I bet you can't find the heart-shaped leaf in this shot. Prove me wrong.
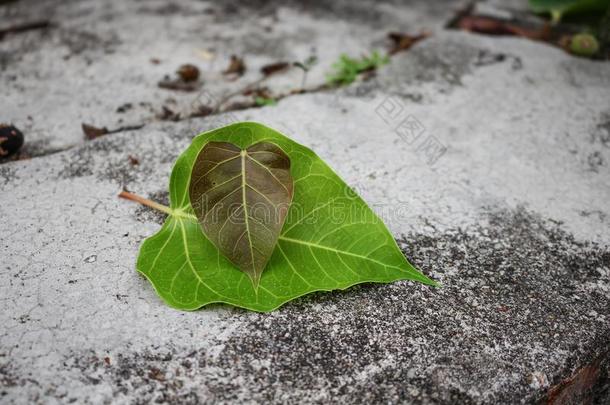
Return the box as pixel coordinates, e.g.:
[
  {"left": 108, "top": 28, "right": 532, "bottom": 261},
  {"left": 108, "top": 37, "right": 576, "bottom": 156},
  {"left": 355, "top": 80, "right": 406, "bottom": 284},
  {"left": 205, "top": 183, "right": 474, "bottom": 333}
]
[
  {"left": 136, "top": 122, "right": 436, "bottom": 312},
  {"left": 188, "top": 141, "right": 294, "bottom": 287}
]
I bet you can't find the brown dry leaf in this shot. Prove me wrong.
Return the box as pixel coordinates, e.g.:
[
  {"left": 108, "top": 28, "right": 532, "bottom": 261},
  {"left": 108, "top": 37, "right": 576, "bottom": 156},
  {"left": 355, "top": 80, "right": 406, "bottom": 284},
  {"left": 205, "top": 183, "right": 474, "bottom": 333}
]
[
  {"left": 82, "top": 123, "right": 108, "bottom": 140},
  {"left": 157, "top": 105, "right": 180, "bottom": 121},
  {"left": 260, "top": 61, "right": 290, "bottom": 76},
  {"left": 388, "top": 32, "right": 430, "bottom": 54},
  {"left": 223, "top": 55, "right": 246, "bottom": 76},
  {"left": 82, "top": 123, "right": 144, "bottom": 139},
  {"left": 189, "top": 104, "right": 214, "bottom": 118},
  {"left": 158, "top": 75, "right": 200, "bottom": 91},
  {"left": 242, "top": 86, "right": 272, "bottom": 98},
  {"left": 456, "top": 16, "right": 550, "bottom": 41},
  {"left": 223, "top": 101, "right": 255, "bottom": 112}
]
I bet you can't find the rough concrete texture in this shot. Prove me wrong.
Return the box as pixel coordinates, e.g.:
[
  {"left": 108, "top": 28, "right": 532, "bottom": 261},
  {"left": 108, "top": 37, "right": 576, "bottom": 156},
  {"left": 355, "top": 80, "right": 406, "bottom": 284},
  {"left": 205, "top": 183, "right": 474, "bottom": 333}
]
[{"left": 2, "top": 0, "right": 610, "bottom": 404}]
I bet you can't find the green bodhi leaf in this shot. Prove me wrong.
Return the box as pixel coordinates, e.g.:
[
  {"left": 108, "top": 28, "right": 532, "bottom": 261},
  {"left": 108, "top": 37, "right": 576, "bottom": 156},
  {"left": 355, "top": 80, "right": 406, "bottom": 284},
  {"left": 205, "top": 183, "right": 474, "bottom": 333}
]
[
  {"left": 132, "top": 122, "right": 437, "bottom": 312},
  {"left": 188, "top": 141, "right": 294, "bottom": 287}
]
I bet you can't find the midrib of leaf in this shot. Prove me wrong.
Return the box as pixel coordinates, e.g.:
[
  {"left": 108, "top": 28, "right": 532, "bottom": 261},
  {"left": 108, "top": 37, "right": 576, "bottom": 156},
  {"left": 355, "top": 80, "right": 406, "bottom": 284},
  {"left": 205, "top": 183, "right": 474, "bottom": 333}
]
[{"left": 240, "top": 150, "right": 257, "bottom": 281}]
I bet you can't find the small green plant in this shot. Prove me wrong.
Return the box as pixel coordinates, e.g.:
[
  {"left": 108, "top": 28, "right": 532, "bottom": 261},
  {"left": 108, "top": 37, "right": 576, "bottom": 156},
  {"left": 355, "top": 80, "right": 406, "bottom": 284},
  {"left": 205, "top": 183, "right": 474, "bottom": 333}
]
[
  {"left": 326, "top": 51, "right": 389, "bottom": 86},
  {"left": 254, "top": 96, "right": 277, "bottom": 106},
  {"left": 293, "top": 55, "right": 318, "bottom": 88}
]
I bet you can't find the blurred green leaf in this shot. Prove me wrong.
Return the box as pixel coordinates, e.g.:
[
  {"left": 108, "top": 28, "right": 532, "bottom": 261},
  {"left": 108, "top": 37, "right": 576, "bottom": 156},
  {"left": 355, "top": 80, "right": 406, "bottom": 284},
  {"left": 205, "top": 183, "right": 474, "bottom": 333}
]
[
  {"left": 254, "top": 96, "right": 277, "bottom": 106},
  {"left": 529, "top": 0, "right": 610, "bottom": 23}
]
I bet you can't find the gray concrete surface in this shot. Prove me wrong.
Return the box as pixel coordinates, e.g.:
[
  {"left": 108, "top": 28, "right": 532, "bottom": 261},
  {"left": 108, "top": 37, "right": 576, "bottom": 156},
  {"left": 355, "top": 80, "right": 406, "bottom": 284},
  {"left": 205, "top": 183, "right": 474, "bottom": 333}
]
[
  {"left": 1, "top": 0, "right": 610, "bottom": 404},
  {"left": 1, "top": 0, "right": 459, "bottom": 156}
]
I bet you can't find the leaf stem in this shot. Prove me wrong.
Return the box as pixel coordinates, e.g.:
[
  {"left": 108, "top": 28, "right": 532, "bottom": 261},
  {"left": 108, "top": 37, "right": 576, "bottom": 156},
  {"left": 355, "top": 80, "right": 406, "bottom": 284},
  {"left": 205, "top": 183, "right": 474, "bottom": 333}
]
[{"left": 118, "top": 190, "right": 173, "bottom": 215}]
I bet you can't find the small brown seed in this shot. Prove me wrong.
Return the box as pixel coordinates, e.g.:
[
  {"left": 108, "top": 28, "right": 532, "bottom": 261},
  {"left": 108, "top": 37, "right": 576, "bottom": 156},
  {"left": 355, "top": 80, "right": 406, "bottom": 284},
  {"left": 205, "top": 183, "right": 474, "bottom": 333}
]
[{"left": 176, "top": 64, "right": 200, "bottom": 82}]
